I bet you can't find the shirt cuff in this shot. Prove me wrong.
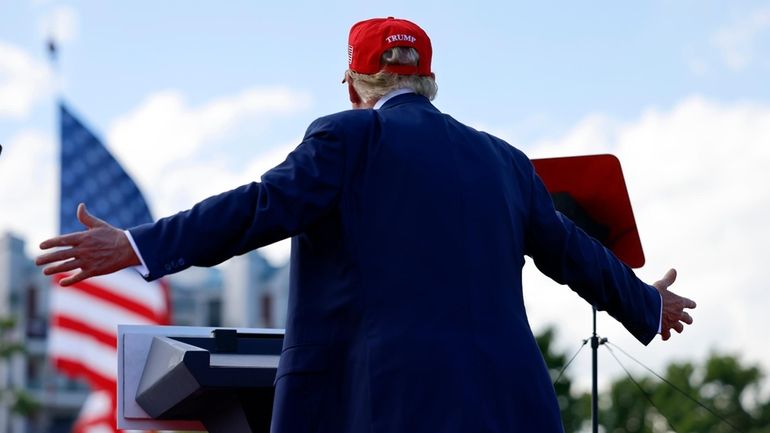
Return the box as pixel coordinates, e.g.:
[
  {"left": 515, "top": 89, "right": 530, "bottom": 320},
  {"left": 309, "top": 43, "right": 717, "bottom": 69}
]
[
  {"left": 124, "top": 229, "right": 150, "bottom": 278},
  {"left": 658, "top": 292, "right": 663, "bottom": 334}
]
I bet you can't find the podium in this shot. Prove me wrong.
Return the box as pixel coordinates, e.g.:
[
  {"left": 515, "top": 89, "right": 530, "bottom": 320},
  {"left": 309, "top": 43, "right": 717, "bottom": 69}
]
[{"left": 118, "top": 325, "right": 284, "bottom": 433}]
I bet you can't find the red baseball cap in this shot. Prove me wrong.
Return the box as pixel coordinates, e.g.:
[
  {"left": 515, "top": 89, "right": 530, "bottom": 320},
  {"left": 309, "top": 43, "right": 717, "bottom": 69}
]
[{"left": 347, "top": 17, "right": 433, "bottom": 77}]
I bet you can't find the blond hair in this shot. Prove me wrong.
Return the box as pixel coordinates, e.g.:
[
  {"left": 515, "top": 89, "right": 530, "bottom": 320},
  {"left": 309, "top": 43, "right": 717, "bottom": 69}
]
[{"left": 346, "top": 47, "right": 438, "bottom": 104}]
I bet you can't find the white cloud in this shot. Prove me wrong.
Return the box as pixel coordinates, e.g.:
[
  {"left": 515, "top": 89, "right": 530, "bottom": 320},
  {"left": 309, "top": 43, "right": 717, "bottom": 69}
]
[
  {"left": 39, "top": 5, "right": 79, "bottom": 44},
  {"left": 107, "top": 87, "right": 311, "bottom": 194},
  {"left": 528, "top": 113, "right": 618, "bottom": 156},
  {"left": 0, "top": 84, "right": 309, "bottom": 265},
  {"left": 143, "top": 136, "right": 301, "bottom": 266},
  {"left": 0, "top": 41, "right": 52, "bottom": 119},
  {"left": 522, "top": 95, "right": 770, "bottom": 390},
  {"left": 0, "top": 130, "right": 57, "bottom": 251},
  {"left": 713, "top": 7, "right": 770, "bottom": 71},
  {"left": 146, "top": 138, "right": 299, "bottom": 217},
  {"left": 106, "top": 86, "right": 312, "bottom": 265}
]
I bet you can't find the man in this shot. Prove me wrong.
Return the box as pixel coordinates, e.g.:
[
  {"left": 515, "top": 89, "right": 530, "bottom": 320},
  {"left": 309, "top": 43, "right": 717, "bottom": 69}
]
[{"left": 37, "top": 17, "right": 695, "bottom": 433}]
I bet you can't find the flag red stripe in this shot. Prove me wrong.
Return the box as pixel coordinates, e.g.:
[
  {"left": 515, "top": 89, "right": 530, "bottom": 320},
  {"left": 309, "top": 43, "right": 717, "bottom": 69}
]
[
  {"left": 73, "top": 418, "right": 112, "bottom": 433},
  {"left": 51, "top": 314, "right": 117, "bottom": 348},
  {"left": 53, "top": 357, "right": 115, "bottom": 392},
  {"left": 53, "top": 274, "right": 163, "bottom": 323},
  {"left": 159, "top": 278, "right": 172, "bottom": 325},
  {"left": 72, "top": 388, "right": 119, "bottom": 433}
]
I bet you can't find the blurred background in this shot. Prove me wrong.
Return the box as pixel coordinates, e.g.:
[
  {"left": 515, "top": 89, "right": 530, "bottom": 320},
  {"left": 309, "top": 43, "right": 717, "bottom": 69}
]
[{"left": 1, "top": 1, "right": 769, "bottom": 432}]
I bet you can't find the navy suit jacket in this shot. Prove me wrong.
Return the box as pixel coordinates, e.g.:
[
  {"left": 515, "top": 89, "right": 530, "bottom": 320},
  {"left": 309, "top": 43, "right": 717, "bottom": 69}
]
[{"left": 129, "top": 93, "right": 661, "bottom": 433}]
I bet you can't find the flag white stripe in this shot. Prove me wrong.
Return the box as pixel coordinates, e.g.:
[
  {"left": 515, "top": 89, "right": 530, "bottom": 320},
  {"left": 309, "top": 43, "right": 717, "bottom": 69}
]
[
  {"left": 48, "top": 328, "right": 117, "bottom": 380},
  {"left": 87, "top": 270, "right": 166, "bottom": 315},
  {"left": 77, "top": 390, "right": 112, "bottom": 421},
  {"left": 51, "top": 288, "right": 156, "bottom": 335}
]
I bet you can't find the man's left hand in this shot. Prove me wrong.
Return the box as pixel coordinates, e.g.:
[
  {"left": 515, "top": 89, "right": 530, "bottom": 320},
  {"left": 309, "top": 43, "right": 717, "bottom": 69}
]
[
  {"left": 35, "top": 203, "right": 140, "bottom": 286},
  {"left": 653, "top": 268, "right": 697, "bottom": 341}
]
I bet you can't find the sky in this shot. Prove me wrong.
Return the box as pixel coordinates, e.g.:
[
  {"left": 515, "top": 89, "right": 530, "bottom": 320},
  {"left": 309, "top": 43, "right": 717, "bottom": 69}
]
[{"left": 1, "top": 0, "right": 770, "bottom": 394}]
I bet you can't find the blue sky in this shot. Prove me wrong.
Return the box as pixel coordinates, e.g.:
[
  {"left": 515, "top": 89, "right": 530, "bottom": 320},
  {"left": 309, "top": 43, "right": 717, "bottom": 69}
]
[
  {"left": 2, "top": 0, "right": 770, "bottom": 391},
  {"left": 4, "top": 1, "right": 769, "bottom": 140}
]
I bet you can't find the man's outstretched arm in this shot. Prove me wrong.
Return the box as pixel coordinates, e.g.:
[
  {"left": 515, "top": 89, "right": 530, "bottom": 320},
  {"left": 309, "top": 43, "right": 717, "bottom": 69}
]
[
  {"left": 36, "top": 203, "right": 139, "bottom": 286},
  {"left": 521, "top": 153, "right": 697, "bottom": 343},
  {"left": 38, "top": 116, "right": 349, "bottom": 284}
]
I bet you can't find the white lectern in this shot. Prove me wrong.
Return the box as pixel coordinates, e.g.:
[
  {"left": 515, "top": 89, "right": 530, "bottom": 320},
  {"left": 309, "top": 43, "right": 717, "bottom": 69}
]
[{"left": 118, "top": 325, "right": 284, "bottom": 432}]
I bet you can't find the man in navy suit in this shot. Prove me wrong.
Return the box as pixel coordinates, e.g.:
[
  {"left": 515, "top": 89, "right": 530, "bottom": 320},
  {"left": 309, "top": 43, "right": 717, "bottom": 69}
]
[{"left": 38, "top": 17, "right": 695, "bottom": 433}]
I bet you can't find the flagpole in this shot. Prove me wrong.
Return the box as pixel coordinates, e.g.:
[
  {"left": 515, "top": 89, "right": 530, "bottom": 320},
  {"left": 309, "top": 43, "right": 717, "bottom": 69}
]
[
  {"left": 47, "top": 37, "right": 58, "bottom": 70},
  {"left": 46, "top": 35, "right": 63, "bottom": 238},
  {"left": 46, "top": 35, "right": 61, "bottom": 103}
]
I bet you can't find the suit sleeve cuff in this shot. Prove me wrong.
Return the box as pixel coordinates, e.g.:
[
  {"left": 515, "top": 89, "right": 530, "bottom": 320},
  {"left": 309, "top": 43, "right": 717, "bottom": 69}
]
[{"left": 124, "top": 229, "right": 150, "bottom": 278}]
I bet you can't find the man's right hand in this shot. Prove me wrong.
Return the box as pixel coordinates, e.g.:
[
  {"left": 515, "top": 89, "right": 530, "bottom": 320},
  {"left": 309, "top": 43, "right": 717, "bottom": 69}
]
[
  {"left": 653, "top": 268, "right": 697, "bottom": 341},
  {"left": 35, "top": 203, "right": 140, "bottom": 286}
]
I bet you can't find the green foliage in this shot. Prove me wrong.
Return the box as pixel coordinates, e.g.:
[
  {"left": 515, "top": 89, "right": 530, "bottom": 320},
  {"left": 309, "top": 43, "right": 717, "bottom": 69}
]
[
  {"left": 0, "top": 315, "right": 39, "bottom": 417},
  {"left": 0, "top": 317, "right": 24, "bottom": 360},
  {"left": 535, "top": 327, "right": 770, "bottom": 433},
  {"left": 600, "top": 351, "right": 770, "bottom": 433},
  {"left": 10, "top": 391, "right": 39, "bottom": 417},
  {"left": 601, "top": 375, "right": 658, "bottom": 433}
]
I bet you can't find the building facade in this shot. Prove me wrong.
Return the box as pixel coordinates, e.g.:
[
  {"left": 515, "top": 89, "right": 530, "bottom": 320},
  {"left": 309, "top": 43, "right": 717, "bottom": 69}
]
[{"left": 0, "top": 233, "right": 90, "bottom": 433}]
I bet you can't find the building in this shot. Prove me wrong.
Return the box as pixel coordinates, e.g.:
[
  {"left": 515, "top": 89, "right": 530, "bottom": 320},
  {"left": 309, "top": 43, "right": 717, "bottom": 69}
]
[
  {"left": 0, "top": 233, "right": 89, "bottom": 433},
  {"left": 167, "top": 266, "right": 224, "bottom": 327},
  {"left": 168, "top": 249, "right": 289, "bottom": 329},
  {"left": 221, "top": 251, "right": 288, "bottom": 329}
]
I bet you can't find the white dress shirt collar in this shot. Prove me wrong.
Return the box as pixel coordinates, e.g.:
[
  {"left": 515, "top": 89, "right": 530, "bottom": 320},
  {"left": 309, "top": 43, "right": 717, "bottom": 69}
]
[{"left": 373, "top": 88, "right": 415, "bottom": 110}]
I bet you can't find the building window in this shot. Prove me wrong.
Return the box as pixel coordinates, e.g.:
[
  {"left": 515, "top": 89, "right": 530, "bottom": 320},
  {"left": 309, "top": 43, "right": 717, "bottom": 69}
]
[{"left": 261, "top": 294, "right": 273, "bottom": 328}]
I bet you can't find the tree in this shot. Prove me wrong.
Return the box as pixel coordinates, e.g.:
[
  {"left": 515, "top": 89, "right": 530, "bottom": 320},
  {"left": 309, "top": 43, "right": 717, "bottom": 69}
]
[
  {"left": 601, "top": 373, "right": 658, "bottom": 433},
  {"left": 0, "top": 316, "right": 38, "bottom": 417},
  {"left": 600, "top": 351, "right": 770, "bottom": 433}
]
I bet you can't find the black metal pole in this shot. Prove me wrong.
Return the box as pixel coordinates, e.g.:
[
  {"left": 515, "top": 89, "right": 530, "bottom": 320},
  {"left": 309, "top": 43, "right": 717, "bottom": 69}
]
[{"left": 591, "top": 307, "right": 599, "bottom": 433}]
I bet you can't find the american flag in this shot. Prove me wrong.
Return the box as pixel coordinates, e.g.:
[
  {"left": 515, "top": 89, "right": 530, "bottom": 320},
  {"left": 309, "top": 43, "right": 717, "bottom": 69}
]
[{"left": 49, "top": 103, "right": 170, "bottom": 433}]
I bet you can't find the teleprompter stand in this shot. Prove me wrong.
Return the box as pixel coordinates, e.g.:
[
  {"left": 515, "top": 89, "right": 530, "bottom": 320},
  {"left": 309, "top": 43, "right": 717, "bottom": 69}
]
[{"left": 532, "top": 154, "right": 646, "bottom": 433}]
